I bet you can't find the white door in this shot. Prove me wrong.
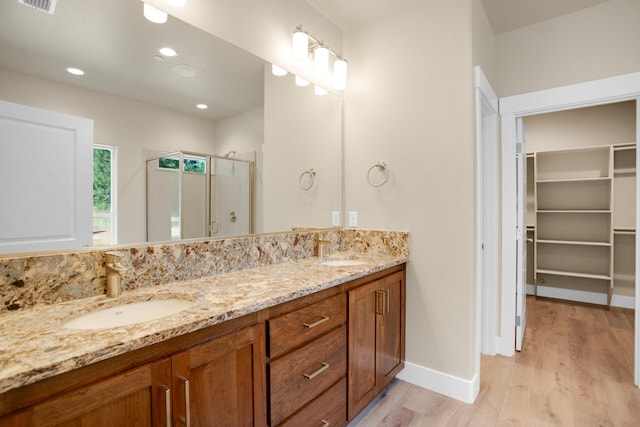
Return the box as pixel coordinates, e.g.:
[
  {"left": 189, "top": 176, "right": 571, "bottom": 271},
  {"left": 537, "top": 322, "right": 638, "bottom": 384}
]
[
  {"left": 0, "top": 100, "right": 93, "bottom": 253},
  {"left": 515, "top": 117, "right": 527, "bottom": 351}
]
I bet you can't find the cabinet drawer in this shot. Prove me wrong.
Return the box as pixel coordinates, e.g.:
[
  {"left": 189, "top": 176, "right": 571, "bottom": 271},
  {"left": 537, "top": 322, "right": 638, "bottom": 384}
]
[
  {"left": 270, "top": 325, "right": 346, "bottom": 426},
  {"left": 280, "top": 377, "right": 347, "bottom": 427},
  {"left": 269, "top": 293, "right": 346, "bottom": 357}
]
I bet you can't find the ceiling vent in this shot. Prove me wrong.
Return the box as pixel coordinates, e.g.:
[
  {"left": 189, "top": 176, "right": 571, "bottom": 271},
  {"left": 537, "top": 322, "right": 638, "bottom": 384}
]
[{"left": 18, "top": 0, "right": 58, "bottom": 15}]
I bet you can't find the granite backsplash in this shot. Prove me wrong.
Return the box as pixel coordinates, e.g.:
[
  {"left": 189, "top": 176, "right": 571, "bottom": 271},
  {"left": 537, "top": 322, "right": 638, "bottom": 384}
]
[{"left": 0, "top": 229, "right": 408, "bottom": 312}]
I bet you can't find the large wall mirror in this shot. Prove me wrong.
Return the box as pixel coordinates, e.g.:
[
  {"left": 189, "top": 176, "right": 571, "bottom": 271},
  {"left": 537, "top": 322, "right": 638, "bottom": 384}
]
[{"left": 0, "top": 0, "right": 342, "bottom": 255}]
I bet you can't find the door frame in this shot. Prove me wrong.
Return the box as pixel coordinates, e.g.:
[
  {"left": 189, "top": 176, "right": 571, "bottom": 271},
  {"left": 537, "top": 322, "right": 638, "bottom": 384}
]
[
  {"left": 499, "top": 72, "right": 640, "bottom": 387},
  {"left": 474, "top": 66, "right": 500, "bottom": 363}
]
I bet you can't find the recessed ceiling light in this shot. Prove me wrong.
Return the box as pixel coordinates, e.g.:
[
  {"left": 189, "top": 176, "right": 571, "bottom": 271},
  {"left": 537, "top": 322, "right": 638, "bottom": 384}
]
[
  {"left": 295, "top": 76, "right": 309, "bottom": 87},
  {"left": 196, "top": 104, "right": 208, "bottom": 109},
  {"left": 165, "top": 0, "right": 187, "bottom": 6},
  {"left": 271, "top": 64, "right": 288, "bottom": 77},
  {"left": 66, "top": 67, "right": 84, "bottom": 76},
  {"left": 159, "top": 47, "right": 177, "bottom": 57}
]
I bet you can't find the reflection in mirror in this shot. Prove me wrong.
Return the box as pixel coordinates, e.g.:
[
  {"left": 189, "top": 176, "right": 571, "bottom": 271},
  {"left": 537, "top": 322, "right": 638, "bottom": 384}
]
[{"left": 0, "top": 0, "right": 343, "bottom": 256}]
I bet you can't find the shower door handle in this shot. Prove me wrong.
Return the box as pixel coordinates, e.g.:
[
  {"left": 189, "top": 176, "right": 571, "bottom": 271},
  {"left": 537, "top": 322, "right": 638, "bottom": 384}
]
[{"left": 210, "top": 220, "right": 219, "bottom": 235}]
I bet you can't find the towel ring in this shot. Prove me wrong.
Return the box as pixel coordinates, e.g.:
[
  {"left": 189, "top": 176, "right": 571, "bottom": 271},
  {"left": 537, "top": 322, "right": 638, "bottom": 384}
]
[
  {"left": 299, "top": 168, "right": 316, "bottom": 191},
  {"left": 367, "top": 161, "right": 389, "bottom": 187}
]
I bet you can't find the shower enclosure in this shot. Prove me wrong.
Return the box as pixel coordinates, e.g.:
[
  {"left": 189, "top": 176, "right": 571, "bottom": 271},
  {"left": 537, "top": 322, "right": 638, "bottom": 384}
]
[{"left": 146, "top": 150, "right": 254, "bottom": 242}]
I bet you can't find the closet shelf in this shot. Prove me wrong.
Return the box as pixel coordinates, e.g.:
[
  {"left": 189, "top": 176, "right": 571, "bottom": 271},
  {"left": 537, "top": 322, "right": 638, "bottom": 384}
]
[
  {"left": 536, "top": 239, "right": 611, "bottom": 247},
  {"left": 536, "top": 269, "right": 612, "bottom": 282},
  {"left": 537, "top": 209, "right": 611, "bottom": 214},
  {"left": 536, "top": 177, "right": 611, "bottom": 184}
]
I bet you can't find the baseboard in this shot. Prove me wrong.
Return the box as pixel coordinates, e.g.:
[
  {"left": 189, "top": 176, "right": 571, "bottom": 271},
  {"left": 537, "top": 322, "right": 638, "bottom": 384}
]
[
  {"left": 396, "top": 362, "right": 479, "bottom": 404},
  {"left": 526, "top": 284, "right": 635, "bottom": 309},
  {"left": 611, "top": 294, "right": 636, "bottom": 309}
]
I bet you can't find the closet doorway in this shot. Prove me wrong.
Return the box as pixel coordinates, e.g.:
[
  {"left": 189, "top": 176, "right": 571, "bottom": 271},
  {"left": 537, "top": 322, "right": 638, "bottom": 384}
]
[{"left": 499, "top": 72, "right": 640, "bottom": 387}]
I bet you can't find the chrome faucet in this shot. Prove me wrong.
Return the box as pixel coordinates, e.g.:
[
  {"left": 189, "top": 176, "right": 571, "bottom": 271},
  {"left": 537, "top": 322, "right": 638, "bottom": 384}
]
[
  {"left": 316, "top": 234, "right": 332, "bottom": 258},
  {"left": 105, "top": 250, "right": 127, "bottom": 297}
]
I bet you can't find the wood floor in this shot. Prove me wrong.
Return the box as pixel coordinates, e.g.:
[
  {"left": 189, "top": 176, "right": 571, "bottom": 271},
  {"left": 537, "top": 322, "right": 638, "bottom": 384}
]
[{"left": 350, "top": 296, "right": 640, "bottom": 426}]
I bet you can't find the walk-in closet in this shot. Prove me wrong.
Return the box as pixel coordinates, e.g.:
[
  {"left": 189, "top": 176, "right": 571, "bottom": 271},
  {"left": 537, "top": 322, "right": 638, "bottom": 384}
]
[{"left": 525, "top": 100, "right": 637, "bottom": 308}]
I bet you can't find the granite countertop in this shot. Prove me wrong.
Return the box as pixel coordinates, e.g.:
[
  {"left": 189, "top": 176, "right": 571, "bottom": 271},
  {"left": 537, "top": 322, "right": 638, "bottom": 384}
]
[{"left": 0, "top": 252, "right": 407, "bottom": 395}]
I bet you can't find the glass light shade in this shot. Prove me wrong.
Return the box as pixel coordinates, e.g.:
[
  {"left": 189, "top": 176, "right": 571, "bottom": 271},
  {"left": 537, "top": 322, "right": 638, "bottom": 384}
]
[
  {"left": 314, "top": 85, "right": 328, "bottom": 96},
  {"left": 295, "top": 76, "right": 310, "bottom": 87},
  {"left": 333, "top": 59, "right": 348, "bottom": 91},
  {"left": 271, "top": 64, "right": 288, "bottom": 76},
  {"left": 291, "top": 31, "right": 309, "bottom": 68},
  {"left": 143, "top": 3, "right": 168, "bottom": 24},
  {"left": 313, "top": 46, "right": 329, "bottom": 80}
]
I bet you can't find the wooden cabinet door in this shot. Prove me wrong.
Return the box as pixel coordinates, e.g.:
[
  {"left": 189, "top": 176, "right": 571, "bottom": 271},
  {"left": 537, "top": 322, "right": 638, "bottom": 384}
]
[
  {"left": 348, "top": 270, "right": 405, "bottom": 421},
  {"left": 172, "top": 323, "right": 267, "bottom": 427},
  {"left": 347, "top": 281, "right": 379, "bottom": 420},
  {"left": 377, "top": 271, "right": 405, "bottom": 387},
  {"left": 27, "top": 358, "right": 172, "bottom": 427}
]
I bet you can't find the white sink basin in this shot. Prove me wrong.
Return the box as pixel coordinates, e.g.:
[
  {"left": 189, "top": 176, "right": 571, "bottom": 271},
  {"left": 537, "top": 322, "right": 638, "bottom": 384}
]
[
  {"left": 321, "top": 259, "right": 367, "bottom": 267},
  {"left": 63, "top": 298, "right": 194, "bottom": 330}
]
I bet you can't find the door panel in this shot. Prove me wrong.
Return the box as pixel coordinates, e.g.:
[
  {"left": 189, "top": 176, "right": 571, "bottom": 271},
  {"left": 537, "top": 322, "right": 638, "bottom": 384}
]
[
  {"left": 0, "top": 100, "right": 93, "bottom": 253},
  {"left": 515, "top": 117, "right": 528, "bottom": 351}
]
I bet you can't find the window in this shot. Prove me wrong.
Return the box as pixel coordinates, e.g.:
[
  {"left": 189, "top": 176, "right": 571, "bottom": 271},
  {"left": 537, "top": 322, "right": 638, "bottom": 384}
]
[
  {"left": 93, "top": 145, "right": 115, "bottom": 246},
  {"left": 158, "top": 156, "right": 206, "bottom": 174}
]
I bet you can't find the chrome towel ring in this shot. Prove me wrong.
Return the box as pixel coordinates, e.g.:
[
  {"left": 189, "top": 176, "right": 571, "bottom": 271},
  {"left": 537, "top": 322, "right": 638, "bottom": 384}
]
[
  {"left": 367, "top": 161, "right": 389, "bottom": 187},
  {"left": 299, "top": 168, "right": 316, "bottom": 191}
]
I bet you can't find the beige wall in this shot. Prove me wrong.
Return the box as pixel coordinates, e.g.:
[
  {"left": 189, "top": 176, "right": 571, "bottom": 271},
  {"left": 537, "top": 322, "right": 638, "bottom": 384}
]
[
  {"left": 472, "top": 0, "right": 496, "bottom": 85},
  {"left": 263, "top": 69, "right": 343, "bottom": 232},
  {"left": 0, "top": 67, "right": 218, "bottom": 245},
  {"left": 343, "top": 0, "right": 477, "bottom": 380},
  {"left": 495, "top": 0, "right": 640, "bottom": 97},
  {"left": 524, "top": 101, "right": 637, "bottom": 152}
]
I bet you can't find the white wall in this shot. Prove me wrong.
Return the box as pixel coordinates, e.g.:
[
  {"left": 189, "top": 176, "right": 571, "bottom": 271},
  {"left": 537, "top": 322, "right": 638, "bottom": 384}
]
[
  {"left": 0, "top": 67, "right": 218, "bottom": 244},
  {"left": 495, "top": 0, "right": 640, "bottom": 97},
  {"left": 343, "top": 0, "right": 477, "bottom": 386}
]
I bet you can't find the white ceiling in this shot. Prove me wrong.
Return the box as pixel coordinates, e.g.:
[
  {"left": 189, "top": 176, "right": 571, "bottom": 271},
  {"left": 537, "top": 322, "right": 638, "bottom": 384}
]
[
  {"left": 0, "top": 0, "right": 265, "bottom": 120},
  {"left": 305, "top": 0, "right": 613, "bottom": 33}
]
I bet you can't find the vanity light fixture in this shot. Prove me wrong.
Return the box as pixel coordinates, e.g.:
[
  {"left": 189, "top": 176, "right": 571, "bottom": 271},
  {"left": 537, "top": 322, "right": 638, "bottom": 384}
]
[
  {"left": 313, "top": 45, "right": 329, "bottom": 80},
  {"left": 333, "top": 58, "right": 348, "bottom": 91},
  {"left": 291, "top": 27, "right": 309, "bottom": 68},
  {"left": 196, "top": 104, "right": 208, "bottom": 109},
  {"left": 143, "top": 3, "right": 168, "bottom": 24},
  {"left": 159, "top": 47, "right": 177, "bottom": 57},
  {"left": 66, "top": 67, "right": 85, "bottom": 76},
  {"left": 290, "top": 25, "right": 348, "bottom": 90},
  {"left": 295, "top": 76, "right": 310, "bottom": 87},
  {"left": 271, "top": 64, "right": 288, "bottom": 76}
]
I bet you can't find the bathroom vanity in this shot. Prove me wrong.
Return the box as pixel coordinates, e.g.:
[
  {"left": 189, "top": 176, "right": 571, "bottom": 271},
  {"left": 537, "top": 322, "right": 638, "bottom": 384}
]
[{"left": 0, "top": 255, "right": 406, "bottom": 426}]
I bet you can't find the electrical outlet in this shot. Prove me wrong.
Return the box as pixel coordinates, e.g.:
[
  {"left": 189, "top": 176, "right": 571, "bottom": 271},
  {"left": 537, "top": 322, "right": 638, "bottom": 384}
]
[
  {"left": 332, "top": 211, "right": 341, "bottom": 226},
  {"left": 349, "top": 211, "right": 358, "bottom": 227}
]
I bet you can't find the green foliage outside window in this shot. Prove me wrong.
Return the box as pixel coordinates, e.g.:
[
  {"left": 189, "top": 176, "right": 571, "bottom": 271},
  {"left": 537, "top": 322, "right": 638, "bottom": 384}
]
[
  {"left": 93, "top": 148, "right": 111, "bottom": 213},
  {"left": 159, "top": 157, "right": 206, "bottom": 173}
]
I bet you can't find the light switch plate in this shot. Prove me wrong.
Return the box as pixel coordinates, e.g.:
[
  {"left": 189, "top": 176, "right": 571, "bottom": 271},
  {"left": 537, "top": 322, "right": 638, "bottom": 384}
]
[
  {"left": 349, "top": 211, "right": 358, "bottom": 227},
  {"left": 332, "top": 211, "right": 341, "bottom": 226}
]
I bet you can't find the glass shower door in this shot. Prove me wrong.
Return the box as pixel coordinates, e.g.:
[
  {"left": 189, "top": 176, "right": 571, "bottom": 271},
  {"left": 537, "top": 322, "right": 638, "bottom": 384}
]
[{"left": 210, "top": 157, "right": 253, "bottom": 238}]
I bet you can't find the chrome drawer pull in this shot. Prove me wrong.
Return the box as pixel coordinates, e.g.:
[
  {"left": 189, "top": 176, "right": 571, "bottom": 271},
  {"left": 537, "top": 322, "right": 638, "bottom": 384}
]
[
  {"left": 162, "top": 386, "right": 171, "bottom": 427},
  {"left": 303, "top": 316, "right": 330, "bottom": 329},
  {"left": 304, "top": 362, "right": 330, "bottom": 380},
  {"left": 321, "top": 420, "right": 330, "bottom": 427}
]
